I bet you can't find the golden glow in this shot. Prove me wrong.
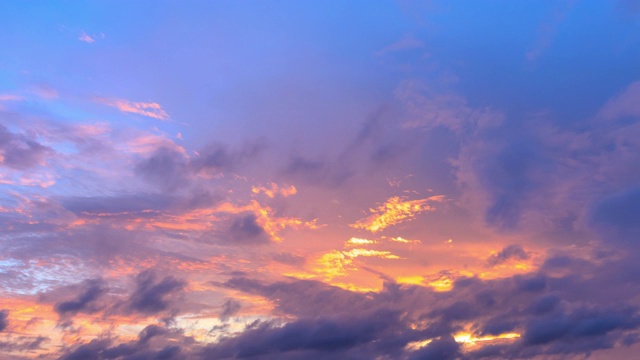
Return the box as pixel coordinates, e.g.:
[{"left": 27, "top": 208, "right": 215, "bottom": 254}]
[
  {"left": 397, "top": 275, "right": 424, "bottom": 285},
  {"left": 351, "top": 195, "right": 444, "bottom": 233},
  {"left": 406, "top": 338, "right": 433, "bottom": 351},
  {"left": 454, "top": 331, "right": 521, "bottom": 347},
  {"left": 316, "top": 248, "right": 401, "bottom": 279},
  {"left": 427, "top": 276, "right": 453, "bottom": 292}
]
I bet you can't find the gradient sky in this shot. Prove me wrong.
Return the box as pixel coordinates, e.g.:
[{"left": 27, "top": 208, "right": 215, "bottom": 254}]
[{"left": 2, "top": 1, "right": 640, "bottom": 359}]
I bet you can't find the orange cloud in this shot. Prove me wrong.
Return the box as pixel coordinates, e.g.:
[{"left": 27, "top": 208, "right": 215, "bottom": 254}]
[
  {"left": 351, "top": 195, "right": 445, "bottom": 232},
  {"left": 315, "top": 248, "right": 400, "bottom": 280},
  {"left": 346, "top": 237, "right": 376, "bottom": 246},
  {"left": 98, "top": 98, "right": 170, "bottom": 120},
  {"left": 251, "top": 183, "right": 297, "bottom": 198},
  {"left": 78, "top": 31, "right": 95, "bottom": 43},
  {"left": 216, "top": 200, "right": 320, "bottom": 241}
]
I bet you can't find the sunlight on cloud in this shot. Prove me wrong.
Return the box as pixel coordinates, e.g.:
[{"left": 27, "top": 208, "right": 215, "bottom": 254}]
[
  {"left": 351, "top": 195, "right": 444, "bottom": 232},
  {"left": 251, "top": 183, "right": 297, "bottom": 198},
  {"left": 97, "top": 98, "right": 170, "bottom": 120}
]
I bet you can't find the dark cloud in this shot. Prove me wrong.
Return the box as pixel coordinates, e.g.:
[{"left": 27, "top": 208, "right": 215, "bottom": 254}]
[
  {"left": 479, "top": 140, "right": 549, "bottom": 229},
  {"left": 284, "top": 156, "right": 352, "bottom": 188},
  {"left": 591, "top": 187, "right": 640, "bottom": 245},
  {"left": 487, "top": 244, "right": 530, "bottom": 267},
  {"left": 191, "top": 140, "right": 266, "bottom": 174},
  {"left": 0, "top": 123, "right": 52, "bottom": 170},
  {"left": 408, "top": 335, "right": 460, "bottom": 360},
  {"left": 135, "top": 140, "right": 266, "bottom": 190},
  {"left": 59, "top": 325, "right": 192, "bottom": 360},
  {"left": 54, "top": 278, "right": 107, "bottom": 316},
  {"left": 0, "top": 309, "right": 7, "bottom": 331},
  {"left": 225, "top": 213, "right": 269, "bottom": 244},
  {"left": 219, "top": 299, "right": 241, "bottom": 321},
  {"left": 201, "top": 310, "right": 406, "bottom": 359},
  {"left": 523, "top": 306, "right": 640, "bottom": 346},
  {"left": 135, "top": 147, "right": 190, "bottom": 191},
  {"left": 126, "top": 270, "right": 186, "bottom": 316},
  {"left": 270, "top": 252, "right": 306, "bottom": 266},
  {"left": 0, "top": 335, "right": 48, "bottom": 353}
]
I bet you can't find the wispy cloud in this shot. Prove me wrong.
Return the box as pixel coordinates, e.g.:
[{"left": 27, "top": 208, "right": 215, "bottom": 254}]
[
  {"left": 0, "top": 94, "right": 24, "bottom": 101},
  {"left": 78, "top": 31, "right": 95, "bottom": 43},
  {"left": 376, "top": 36, "right": 424, "bottom": 56},
  {"left": 97, "top": 98, "right": 170, "bottom": 120}
]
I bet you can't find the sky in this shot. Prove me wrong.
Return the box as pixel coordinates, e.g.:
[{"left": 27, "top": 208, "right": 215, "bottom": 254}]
[{"left": 2, "top": 1, "right": 640, "bottom": 359}]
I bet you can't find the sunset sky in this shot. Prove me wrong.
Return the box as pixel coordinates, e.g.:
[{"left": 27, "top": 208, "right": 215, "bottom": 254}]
[{"left": 2, "top": 1, "right": 640, "bottom": 359}]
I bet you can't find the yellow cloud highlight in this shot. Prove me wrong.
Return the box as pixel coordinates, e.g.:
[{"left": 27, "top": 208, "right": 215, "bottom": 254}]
[
  {"left": 214, "top": 200, "right": 321, "bottom": 242},
  {"left": 251, "top": 183, "right": 297, "bottom": 198},
  {"left": 346, "top": 237, "right": 376, "bottom": 246},
  {"left": 388, "top": 236, "right": 421, "bottom": 244},
  {"left": 407, "top": 332, "right": 520, "bottom": 352},
  {"left": 351, "top": 195, "right": 445, "bottom": 232},
  {"left": 397, "top": 275, "right": 424, "bottom": 285},
  {"left": 99, "top": 98, "right": 170, "bottom": 120},
  {"left": 454, "top": 331, "right": 521, "bottom": 348},
  {"left": 316, "top": 248, "right": 400, "bottom": 279}
]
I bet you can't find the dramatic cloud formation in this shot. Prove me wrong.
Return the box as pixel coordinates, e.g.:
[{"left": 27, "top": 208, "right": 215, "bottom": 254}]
[{"left": 2, "top": 1, "right": 640, "bottom": 359}]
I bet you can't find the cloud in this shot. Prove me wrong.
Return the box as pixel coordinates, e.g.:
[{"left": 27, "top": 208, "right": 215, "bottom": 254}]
[
  {"left": 78, "top": 31, "right": 96, "bottom": 43},
  {"left": 134, "top": 140, "right": 267, "bottom": 190},
  {"left": 351, "top": 195, "right": 445, "bottom": 233},
  {"left": 599, "top": 81, "right": 640, "bottom": 121},
  {"left": 201, "top": 310, "right": 406, "bottom": 359},
  {"left": 0, "top": 123, "right": 52, "bottom": 170},
  {"left": 126, "top": 270, "right": 186, "bottom": 316},
  {"left": 134, "top": 147, "right": 190, "bottom": 191},
  {"left": 590, "top": 186, "right": 640, "bottom": 245},
  {"left": 252, "top": 183, "right": 297, "bottom": 198},
  {"left": 523, "top": 306, "right": 640, "bottom": 346},
  {"left": 54, "top": 278, "right": 106, "bottom": 316},
  {"left": 487, "top": 244, "right": 530, "bottom": 267},
  {"left": 0, "top": 310, "right": 7, "bottom": 331},
  {"left": 270, "top": 252, "right": 306, "bottom": 266},
  {"left": 376, "top": 36, "right": 424, "bottom": 56},
  {"left": 0, "top": 335, "right": 48, "bottom": 353},
  {"left": 191, "top": 140, "right": 267, "bottom": 175},
  {"left": 0, "top": 94, "right": 24, "bottom": 101},
  {"left": 408, "top": 335, "right": 460, "bottom": 360},
  {"left": 219, "top": 299, "right": 241, "bottom": 321},
  {"left": 59, "top": 326, "right": 188, "bottom": 360},
  {"left": 98, "top": 98, "right": 170, "bottom": 120}
]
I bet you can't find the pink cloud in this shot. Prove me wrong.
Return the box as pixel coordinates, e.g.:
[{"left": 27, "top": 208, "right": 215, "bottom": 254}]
[
  {"left": 0, "top": 94, "right": 24, "bottom": 101},
  {"left": 98, "top": 98, "right": 170, "bottom": 120},
  {"left": 78, "top": 31, "right": 95, "bottom": 43},
  {"left": 599, "top": 81, "right": 640, "bottom": 120}
]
